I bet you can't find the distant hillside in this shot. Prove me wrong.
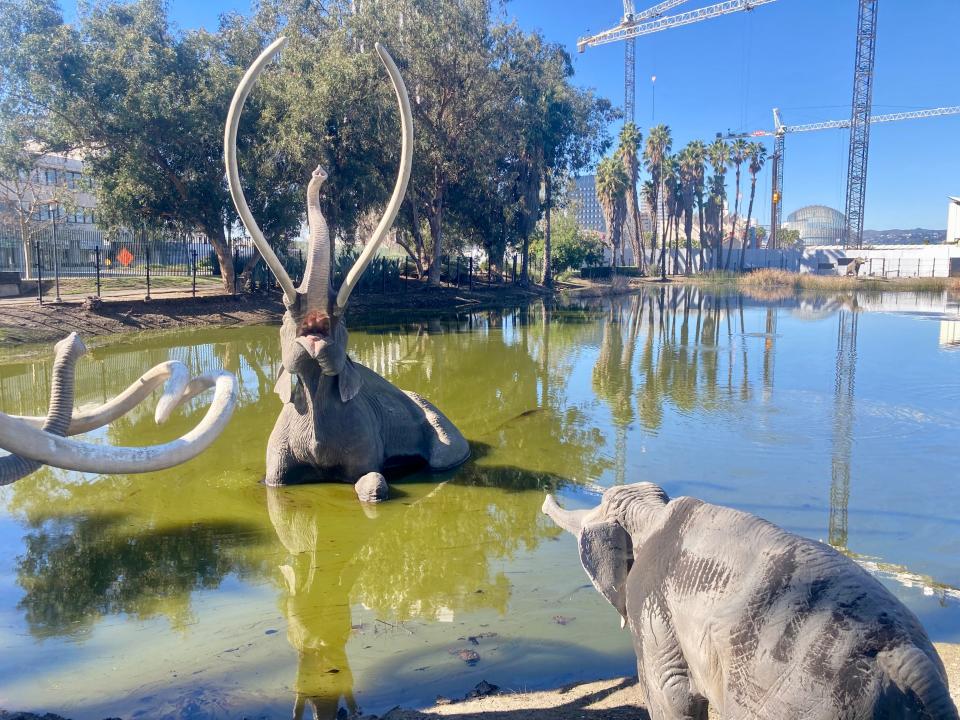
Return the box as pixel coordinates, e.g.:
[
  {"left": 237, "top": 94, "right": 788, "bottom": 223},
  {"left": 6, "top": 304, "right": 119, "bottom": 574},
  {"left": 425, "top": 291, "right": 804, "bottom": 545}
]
[{"left": 861, "top": 228, "right": 946, "bottom": 244}]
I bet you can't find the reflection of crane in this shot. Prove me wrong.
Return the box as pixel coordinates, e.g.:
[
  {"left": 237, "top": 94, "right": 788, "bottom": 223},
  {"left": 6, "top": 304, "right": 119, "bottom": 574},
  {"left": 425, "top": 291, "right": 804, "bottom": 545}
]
[
  {"left": 829, "top": 309, "right": 857, "bottom": 550},
  {"left": 725, "top": 105, "right": 960, "bottom": 248},
  {"left": 578, "top": 0, "right": 777, "bottom": 119}
]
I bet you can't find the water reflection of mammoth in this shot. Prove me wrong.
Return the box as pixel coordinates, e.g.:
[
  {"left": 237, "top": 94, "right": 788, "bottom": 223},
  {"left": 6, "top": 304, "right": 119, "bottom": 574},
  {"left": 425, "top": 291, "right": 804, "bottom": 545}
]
[{"left": 266, "top": 472, "right": 556, "bottom": 719}]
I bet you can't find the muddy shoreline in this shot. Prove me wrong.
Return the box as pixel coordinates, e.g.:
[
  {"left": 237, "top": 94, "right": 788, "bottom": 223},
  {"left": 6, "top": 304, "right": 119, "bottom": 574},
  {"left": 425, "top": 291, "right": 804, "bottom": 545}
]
[
  {"left": 0, "top": 282, "right": 556, "bottom": 354},
  {"left": 3, "top": 643, "right": 958, "bottom": 719}
]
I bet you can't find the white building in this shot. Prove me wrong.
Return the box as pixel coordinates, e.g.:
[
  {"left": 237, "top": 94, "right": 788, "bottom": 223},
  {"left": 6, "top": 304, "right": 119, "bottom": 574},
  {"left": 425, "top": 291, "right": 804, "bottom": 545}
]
[
  {"left": 0, "top": 149, "right": 99, "bottom": 229},
  {"left": 947, "top": 196, "right": 960, "bottom": 245},
  {"left": 572, "top": 174, "right": 606, "bottom": 234}
]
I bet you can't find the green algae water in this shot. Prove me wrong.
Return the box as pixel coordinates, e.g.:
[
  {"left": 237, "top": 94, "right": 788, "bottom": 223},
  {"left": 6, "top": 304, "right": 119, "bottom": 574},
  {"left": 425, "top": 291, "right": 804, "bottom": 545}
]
[{"left": 0, "top": 287, "right": 959, "bottom": 719}]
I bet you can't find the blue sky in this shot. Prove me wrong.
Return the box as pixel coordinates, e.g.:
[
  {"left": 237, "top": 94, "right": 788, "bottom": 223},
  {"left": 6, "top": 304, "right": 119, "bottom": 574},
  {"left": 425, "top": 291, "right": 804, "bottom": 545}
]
[{"left": 61, "top": 0, "right": 960, "bottom": 230}]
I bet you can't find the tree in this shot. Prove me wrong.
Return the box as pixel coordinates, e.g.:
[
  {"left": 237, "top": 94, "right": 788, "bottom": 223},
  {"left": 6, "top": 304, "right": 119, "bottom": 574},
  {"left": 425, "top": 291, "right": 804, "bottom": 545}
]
[
  {"left": 617, "top": 122, "right": 643, "bottom": 273},
  {"left": 644, "top": 124, "right": 672, "bottom": 280},
  {"left": 594, "top": 155, "right": 627, "bottom": 268},
  {"left": 706, "top": 139, "right": 729, "bottom": 269},
  {"left": 738, "top": 141, "right": 767, "bottom": 269},
  {"left": 726, "top": 138, "right": 748, "bottom": 270},
  {"left": 678, "top": 144, "right": 699, "bottom": 274},
  {"left": 529, "top": 211, "right": 604, "bottom": 275},
  {"left": 683, "top": 140, "right": 707, "bottom": 271},
  {"left": 1, "top": 0, "right": 320, "bottom": 291}
]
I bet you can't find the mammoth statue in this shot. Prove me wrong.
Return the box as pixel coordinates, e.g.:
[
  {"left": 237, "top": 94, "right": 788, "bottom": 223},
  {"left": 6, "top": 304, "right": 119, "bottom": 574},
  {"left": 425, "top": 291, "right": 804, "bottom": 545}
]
[
  {"left": 224, "top": 38, "right": 469, "bottom": 501},
  {"left": 0, "top": 332, "right": 237, "bottom": 485},
  {"left": 543, "top": 482, "right": 958, "bottom": 720}
]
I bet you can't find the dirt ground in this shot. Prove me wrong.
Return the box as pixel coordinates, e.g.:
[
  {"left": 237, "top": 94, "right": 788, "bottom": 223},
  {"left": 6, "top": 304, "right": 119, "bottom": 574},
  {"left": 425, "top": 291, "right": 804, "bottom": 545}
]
[
  {"left": 0, "top": 281, "right": 557, "bottom": 353},
  {"left": 369, "top": 643, "right": 960, "bottom": 719}
]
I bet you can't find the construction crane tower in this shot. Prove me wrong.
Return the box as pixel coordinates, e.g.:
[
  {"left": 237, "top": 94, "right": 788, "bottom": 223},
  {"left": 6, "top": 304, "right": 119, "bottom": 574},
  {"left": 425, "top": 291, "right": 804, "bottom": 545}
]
[
  {"left": 726, "top": 105, "right": 960, "bottom": 248},
  {"left": 844, "top": 0, "right": 879, "bottom": 248}
]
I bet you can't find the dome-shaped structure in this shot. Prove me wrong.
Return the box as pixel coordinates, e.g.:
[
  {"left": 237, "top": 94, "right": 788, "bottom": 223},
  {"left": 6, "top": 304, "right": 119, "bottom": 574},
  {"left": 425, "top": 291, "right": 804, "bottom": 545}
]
[{"left": 784, "top": 205, "right": 846, "bottom": 246}]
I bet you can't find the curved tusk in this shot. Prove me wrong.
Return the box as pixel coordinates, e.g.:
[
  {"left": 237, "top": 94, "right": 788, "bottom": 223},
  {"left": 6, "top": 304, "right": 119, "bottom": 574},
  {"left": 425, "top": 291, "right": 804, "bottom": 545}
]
[
  {"left": 542, "top": 494, "right": 590, "bottom": 535},
  {"left": 334, "top": 42, "right": 414, "bottom": 315},
  {"left": 225, "top": 36, "right": 297, "bottom": 304},
  {"left": 0, "top": 373, "right": 237, "bottom": 474},
  {"left": 13, "top": 361, "right": 207, "bottom": 435}
]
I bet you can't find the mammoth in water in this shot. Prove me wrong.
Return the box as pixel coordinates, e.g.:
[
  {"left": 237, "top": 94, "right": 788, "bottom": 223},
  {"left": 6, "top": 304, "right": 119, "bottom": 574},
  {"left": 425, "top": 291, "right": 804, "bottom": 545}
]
[
  {"left": 543, "top": 482, "right": 958, "bottom": 720},
  {"left": 0, "top": 332, "right": 237, "bottom": 485},
  {"left": 224, "top": 38, "right": 469, "bottom": 501}
]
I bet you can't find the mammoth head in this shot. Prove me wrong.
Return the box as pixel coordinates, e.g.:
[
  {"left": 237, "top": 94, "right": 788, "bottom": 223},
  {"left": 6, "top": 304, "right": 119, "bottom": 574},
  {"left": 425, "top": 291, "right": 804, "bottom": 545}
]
[
  {"left": 542, "top": 483, "right": 669, "bottom": 623},
  {"left": 279, "top": 308, "right": 362, "bottom": 404}
]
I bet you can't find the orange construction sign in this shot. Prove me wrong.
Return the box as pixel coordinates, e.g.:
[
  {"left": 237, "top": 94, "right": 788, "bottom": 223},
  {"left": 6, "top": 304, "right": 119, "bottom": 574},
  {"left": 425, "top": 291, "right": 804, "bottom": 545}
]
[{"left": 117, "top": 247, "right": 134, "bottom": 267}]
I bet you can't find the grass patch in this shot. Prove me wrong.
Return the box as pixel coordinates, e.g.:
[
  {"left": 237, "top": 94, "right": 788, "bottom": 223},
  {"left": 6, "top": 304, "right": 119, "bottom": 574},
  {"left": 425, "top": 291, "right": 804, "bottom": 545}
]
[{"left": 711, "top": 269, "right": 960, "bottom": 295}]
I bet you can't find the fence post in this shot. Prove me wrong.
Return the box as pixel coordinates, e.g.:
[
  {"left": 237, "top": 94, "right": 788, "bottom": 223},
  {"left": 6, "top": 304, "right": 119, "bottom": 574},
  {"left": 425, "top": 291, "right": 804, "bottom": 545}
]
[
  {"left": 299, "top": 249, "right": 304, "bottom": 285},
  {"left": 881, "top": 258, "right": 885, "bottom": 277},
  {"left": 51, "top": 221, "right": 62, "bottom": 303},
  {"left": 455, "top": 257, "right": 461, "bottom": 287},
  {"left": 469, "top": 257, "right": 474, "bottom": 290},
  {"left": 918, "top": 259, "right": 921, "bottom": 278},
  {"left": 95, "top": 245, "right": 102, "bottom": 297},
  {"left": 932, "top": 258, "right": 936, "bottom": 277},
  {"left": 403, "top": 257, "right": 408, "bottom": 292},
  {"left": 381, "top": 261, "right": 386, "bottom": 293},
  {"left": 191, "top": 249, "right": 197, "bottom": 298},
  {"left": 897, "top": 258, "right": 901, "bottom": 277},
  {"left": 513, "top": 255, "right": 517, "bottom": 284},
  {"left": 233, "top": 248, "right": 239, "bottom": 295},
  {"left": 145, "top": 245, "right": 152, "bottom": 301},
  {"left": 35, "top": 241, "right": 43, "bottom": 306},
  {"left": 487, "top": 260, "right": 491, "bottom": 284}
]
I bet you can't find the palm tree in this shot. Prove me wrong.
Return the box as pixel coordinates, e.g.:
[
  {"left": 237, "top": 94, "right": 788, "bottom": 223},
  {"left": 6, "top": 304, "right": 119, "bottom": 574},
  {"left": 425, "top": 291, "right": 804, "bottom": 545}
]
[
  {"left": 706, "top": 139, "right": 729, "bottom": 270},
  {"left": 644, "top": 124, "right": 673, "bottom": 280},
  {"left": 641, "top": 179, "right": 657, "bottom": 272},
  {"left": 684, "top": 140, "right": 707, "bottom": 272},
  {"left": 726, "top": 138, "right": 748, "bottom": 270},
  {"left": 662, "top": 157, "right": 682, "bottom": 274},
  {"left": 738, "top": 141, "right": 767, "bottom": 270},
  {"left": 617, "top": 123, "right": 644, "bottom": 273},
  {"left": 678, "top": 145, "right": 699, "bottom": 274},
  {"left": 595, "top": 156, "right": 628, "bottom": 269}
]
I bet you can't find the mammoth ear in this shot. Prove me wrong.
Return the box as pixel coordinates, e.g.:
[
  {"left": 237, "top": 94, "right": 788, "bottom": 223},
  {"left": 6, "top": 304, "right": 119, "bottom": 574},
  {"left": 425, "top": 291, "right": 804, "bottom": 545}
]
[
  {"left": 274, "top": 366, "right": 293, "bottom": 404},
  {"left": 578, "top": 519, "right": 632, "bottom": 621},
  {"left": 338, "top": 358, "right": 363, "bottom": 403}
]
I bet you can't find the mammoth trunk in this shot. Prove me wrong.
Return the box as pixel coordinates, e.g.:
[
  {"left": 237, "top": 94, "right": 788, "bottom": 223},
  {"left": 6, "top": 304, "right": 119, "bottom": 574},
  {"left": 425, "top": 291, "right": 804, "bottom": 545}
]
[{"left": 299, "top": 178, "right": 331, "bottom": 314}]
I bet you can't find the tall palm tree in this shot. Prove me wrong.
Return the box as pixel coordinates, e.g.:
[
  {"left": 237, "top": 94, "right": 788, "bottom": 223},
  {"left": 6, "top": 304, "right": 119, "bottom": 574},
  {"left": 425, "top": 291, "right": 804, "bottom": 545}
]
[
  {"left": 684, "top": 140, "right": 707, "bottom": 271},
  {"left": 617, "top": 123, "right": 644, "bottom": 273},
  {"left": 678, "top": 145, "right": 699, "bottom": 274},
  {"left": 738, "top": 141, "right": 767, "bottom": 269},
  {"left": 595, "top": 156, "right": 628, "bottom": 269},
  {"left": 644, "top": 124, "right": 673, "bottom": 280},
  {"left": 706, "top": 138, "right": 729, "bottom": 270},
  {"left": 662, "top": 157, "right": 682, "bottom": 274},
  {"left": 726, "top": 138, "right": 748, "bottom": 270},
  {"left": 641, "top": 179, "right": 657, "bottom": 271}
]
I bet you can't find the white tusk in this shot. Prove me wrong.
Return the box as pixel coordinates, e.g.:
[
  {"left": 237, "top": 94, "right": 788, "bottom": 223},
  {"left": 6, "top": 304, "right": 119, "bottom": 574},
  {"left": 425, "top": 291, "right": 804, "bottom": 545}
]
[
  {"left": 335, "top": 42, "right": 414, "bottom": 315},
  {"left": 0, "top": 373, "right": 237, "bottom": 474},
  {"left": 13, "top": 361, "right": 209, "bottom": 435},
  {"left": 224, "top": 36, "right": 297, "bottom": 304}
]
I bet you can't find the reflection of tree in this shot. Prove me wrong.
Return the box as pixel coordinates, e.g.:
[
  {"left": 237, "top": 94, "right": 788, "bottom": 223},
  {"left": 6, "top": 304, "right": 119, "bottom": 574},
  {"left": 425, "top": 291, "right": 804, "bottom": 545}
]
[
  {"left": 267, "top": 468, "right": 556, "bottom": 719},
  {"left": 17, "top": 513, "right": 263, "bottom": 637}
]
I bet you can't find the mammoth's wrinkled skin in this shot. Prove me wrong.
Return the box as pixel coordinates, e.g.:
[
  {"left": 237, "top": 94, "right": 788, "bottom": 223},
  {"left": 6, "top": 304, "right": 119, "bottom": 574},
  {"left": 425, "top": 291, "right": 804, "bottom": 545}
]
[{"left": 543, "top": 482, "right": 958, "bottom": 720}]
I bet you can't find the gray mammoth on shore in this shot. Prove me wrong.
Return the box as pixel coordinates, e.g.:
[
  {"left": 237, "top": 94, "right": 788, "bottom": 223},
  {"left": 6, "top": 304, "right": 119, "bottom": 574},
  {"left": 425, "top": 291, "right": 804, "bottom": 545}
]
[
  {"left": 225, "top": 38, "right": 469, "bottom": 501},
  {"left": 544, "top": 482, "right": 958, "bottom": 719},
  {"left": 0, "top": 332, "right": 237, "bottom": 485}
]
